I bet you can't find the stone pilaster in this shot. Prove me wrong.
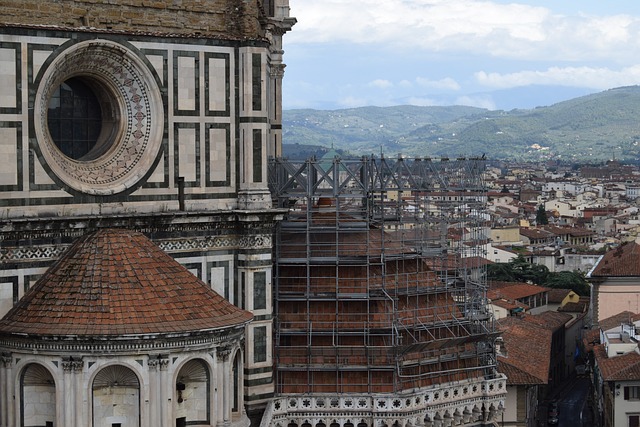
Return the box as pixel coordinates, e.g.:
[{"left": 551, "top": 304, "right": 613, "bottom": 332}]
[
  {"left": 158, "top": 356, "right": 170, "bottom": 427},
  {"left": 218, "top": 346, "right": 232, "bottom": 427},
  {"left": 148, "top": 356, "right": 160, "bottom": 427},
  {"left": 1, "top": 353, "right": 12, "bottom": 427},
  {"left": 216, "top": 346, "right": 231, "bottom": 427}
]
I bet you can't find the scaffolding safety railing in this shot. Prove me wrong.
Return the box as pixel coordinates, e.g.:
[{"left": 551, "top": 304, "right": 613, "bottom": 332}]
[{"left": 270, "top": 155, "right": 496, "bottom": 395}]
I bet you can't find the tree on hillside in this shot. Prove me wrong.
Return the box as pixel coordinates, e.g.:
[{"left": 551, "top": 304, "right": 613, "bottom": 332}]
[{"left": 536, "top": 204, "right": 549, "bottom": 225}]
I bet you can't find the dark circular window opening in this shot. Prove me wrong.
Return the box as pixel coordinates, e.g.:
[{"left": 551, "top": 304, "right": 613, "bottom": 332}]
[{"left": 47, "top": 77, "right": 104, "bottom": 161}]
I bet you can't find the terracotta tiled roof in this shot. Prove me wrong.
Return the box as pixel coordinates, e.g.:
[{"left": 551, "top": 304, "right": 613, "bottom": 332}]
[
  {"left": 498, "top": 359, "right": 545, "bottom": 385},
  {"left": 543, "top": 225, "right": 595, "bottom": 237},
  {"left": 490, "top": 298, "right": 529, "bottom": 311},
  {"left": 547, "top": 288, "right": 572, "bottom": 303},
  {"left": 583, "top": 328, "right": 600, "bottom": 352},
  {"left": 519, "top": 227, "right": 555, "bottom": 239},
  {"left": 593, "top": 344, "right": 640, "bottom": 381},
  {"left": 497, "top": 317, "right": 551, "bottom": 384},
  {"left": 0, "top": 229, "right": 253, "bottom": 337},
  {"left": 597, "top": 311, "right": 640, "bottom": 332},
  {"left": 522, "top": 311, "right": 573, "bottom": 331},
  {"left": 488, "top": 281, "right": 550, "bottom": 300},
  {"left": 558, "top": 301, "right": 588, "bottom": 313},
  {"left": 591, "top": 242, "right": 640, "bottom": 277}
]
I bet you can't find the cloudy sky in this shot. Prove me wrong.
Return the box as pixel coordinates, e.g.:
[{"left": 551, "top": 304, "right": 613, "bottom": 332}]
[{"left": 282, "top": 0, "right": 640, "bottom": 111}]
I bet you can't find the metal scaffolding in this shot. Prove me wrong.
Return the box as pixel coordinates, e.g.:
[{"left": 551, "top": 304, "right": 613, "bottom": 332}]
[{"left": 269, "top": 155, "right": 497, "bottom": 395}]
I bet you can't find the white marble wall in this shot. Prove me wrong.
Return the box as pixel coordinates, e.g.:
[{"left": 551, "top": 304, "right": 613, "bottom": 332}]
[
  {"left": 174, "top": 379, "right": 208, "bottom": 423},
  {"left": 93, "top": 386, "right": 140, "bottom": 427},
  {"left": 22, "top": 384, "right": 55, "bottom": 427}
]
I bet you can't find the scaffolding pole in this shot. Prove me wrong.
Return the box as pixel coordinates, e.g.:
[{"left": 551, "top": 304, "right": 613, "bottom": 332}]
[{"left": 270, "top": 155, "right": 496, "bottom": 394}]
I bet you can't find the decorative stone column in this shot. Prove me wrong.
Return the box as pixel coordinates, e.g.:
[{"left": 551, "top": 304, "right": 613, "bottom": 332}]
[
  {"left": 265, "top": 0, "right": 295, "bottom": 159},
  {"left": 148, "top": 357, "right": 161, "bottom": 427},
  {"left": 61, "top": 357, "right": 76, "bottom": 427},
  {"left": 159, "top": 356, "right": 170, "bottom": 427},
  {"left": 217, "top": 345, "right": 232, "bottom": 427},
  {"left": 267, "top": 62, "right": 285, "bottom": 158},
  {"left": 73, "top": 359, "right": 84, "bottom": 427},
  {"left": 1, "top": 353, "right": 12, "bottom": 427}
]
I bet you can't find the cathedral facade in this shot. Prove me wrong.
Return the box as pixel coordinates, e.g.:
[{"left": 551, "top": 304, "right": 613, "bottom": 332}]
[{"left": 0, "top": 1, "right": 295, "bottom": 425}]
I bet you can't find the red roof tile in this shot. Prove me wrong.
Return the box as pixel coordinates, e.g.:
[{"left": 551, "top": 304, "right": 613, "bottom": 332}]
[
  {"left": 598, "top": 311, "right": 640, "bottom": 331},
  {"left": 594, "top": 344, "right": 640, "bottom": 381},
  {"left": 522, "top": 311, "right": 573, "bottom": 331},
  {"left": 490, "top": 298, "right": 529, "bottom": 311},
  {"left": 497, "top": 317, "right": 552, "bottom": 384},
  {"left": 488, "top": 281, "right": 550, "bottom": 300},
  {"left": 0, "top": 229, "right": 253, "bottom": 337},
  {"left": 591, "top": 242, "right": 640, "bottom": 277},
  {"left": 498, "top": 359, "right": 545, "bottom": 385},
  {"left": 547, "top": 288, "right": 572, "bottom": 304}
]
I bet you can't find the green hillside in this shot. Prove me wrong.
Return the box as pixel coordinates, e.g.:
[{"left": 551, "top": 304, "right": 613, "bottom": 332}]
[{"left": 282, "top": 86, "right": 640, "bottom": 161}]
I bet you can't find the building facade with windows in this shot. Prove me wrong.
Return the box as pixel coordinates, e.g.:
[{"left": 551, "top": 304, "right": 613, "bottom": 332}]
[
  {"left": 0, "top": 1, "right": 295, "bottom": 425},
  {"left": 592, "top": 319, "right": 640, "bottom": 427}
]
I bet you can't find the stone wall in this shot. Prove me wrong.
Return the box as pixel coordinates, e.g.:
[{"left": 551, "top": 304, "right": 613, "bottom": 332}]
[
  {"left": 93, "top": 386, "right": 140, "bottom": 427},
  {"left": 0, "top": 0, "right": 264, "bottom": 39}
]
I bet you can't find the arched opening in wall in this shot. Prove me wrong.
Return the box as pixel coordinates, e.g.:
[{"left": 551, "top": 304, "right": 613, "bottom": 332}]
[
  {"left": 175, "top": 359, "right": 211, "bottom": 425},
  {"left": 92, "top": 365, "right": 140, "bottom": 427},
  {"left": 46, "top": 76, "right": 120, "bottom": 161},
  {"left": 232, "top": 352, "right": 241, "bottom": 414},
  {"left": 20, "top": 363, "right": 56, "bottom": 427}
]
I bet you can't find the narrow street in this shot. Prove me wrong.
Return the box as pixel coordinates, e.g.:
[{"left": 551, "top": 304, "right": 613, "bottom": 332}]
[{"left": 541, "top": 376, "right": 594, "bottom": 427}]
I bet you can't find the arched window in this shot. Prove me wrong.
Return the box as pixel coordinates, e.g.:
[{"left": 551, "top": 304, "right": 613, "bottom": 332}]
[
  {"left": 92, "top": 365, "right": 140, "bottom": 427},
  {"left": 20, "top": 363, "right": 56, "bottom": 427},
  {"left": 233, "top": 352, "right": 241, "bottom": 413}
]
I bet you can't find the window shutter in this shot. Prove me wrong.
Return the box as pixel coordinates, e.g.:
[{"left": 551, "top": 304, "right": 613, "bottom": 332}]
[{"left": 624, "top": 386, "right": 630, "bottom": 400}]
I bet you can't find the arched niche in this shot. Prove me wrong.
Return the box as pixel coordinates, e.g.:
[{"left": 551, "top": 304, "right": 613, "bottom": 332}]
[
  {"left": 175, "top": 358, "right": 211, "bottom": 426},
  {"left": 92, "top": 365, "right": 140, "bottom": 427},
  {"left": 20, "top": 363, "right": 56, "bottom": 427}
]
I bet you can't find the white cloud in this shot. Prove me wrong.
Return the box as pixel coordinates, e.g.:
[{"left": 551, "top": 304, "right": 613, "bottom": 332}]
[
  {"left": 405, "top": 97, "right": 441, "bottom": 107},
  {"left": 454, "top": 95, "right": 497, "bottom": 110},
  {"left": 415, "top": 76, "right": 461, "bottom": 91},
  {"left": 287, "top": 0, "right": 640, "bottom": 62},
  {"left": 369, "top": 79, "right": 394, "bottom": 89},
  {"left": 338, "top": 96, "right": 370, "bottom": 108},
  {"left": 475, "top": 65, "right": 640, "bottom": 90}
]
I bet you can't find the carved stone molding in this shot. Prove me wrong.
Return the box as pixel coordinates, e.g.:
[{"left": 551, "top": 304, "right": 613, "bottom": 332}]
[
  {"left": 61, "top": 356, "right": 83, "bottom": 373},
  {"left": 217, "top": 345, "right": 233, "bottom": 362},
  {"left": 1, "top": 352, "right": 12, "bottom": 368}
]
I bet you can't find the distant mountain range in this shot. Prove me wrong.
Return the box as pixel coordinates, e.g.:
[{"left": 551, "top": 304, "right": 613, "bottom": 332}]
[{"left": 282, "top": 86, "right": 640, "bottom": 162}]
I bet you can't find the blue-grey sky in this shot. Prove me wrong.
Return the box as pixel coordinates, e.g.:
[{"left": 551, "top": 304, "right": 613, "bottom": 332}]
[{"left": 283, "top": 1, "right": 640, "bottom": 110}]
